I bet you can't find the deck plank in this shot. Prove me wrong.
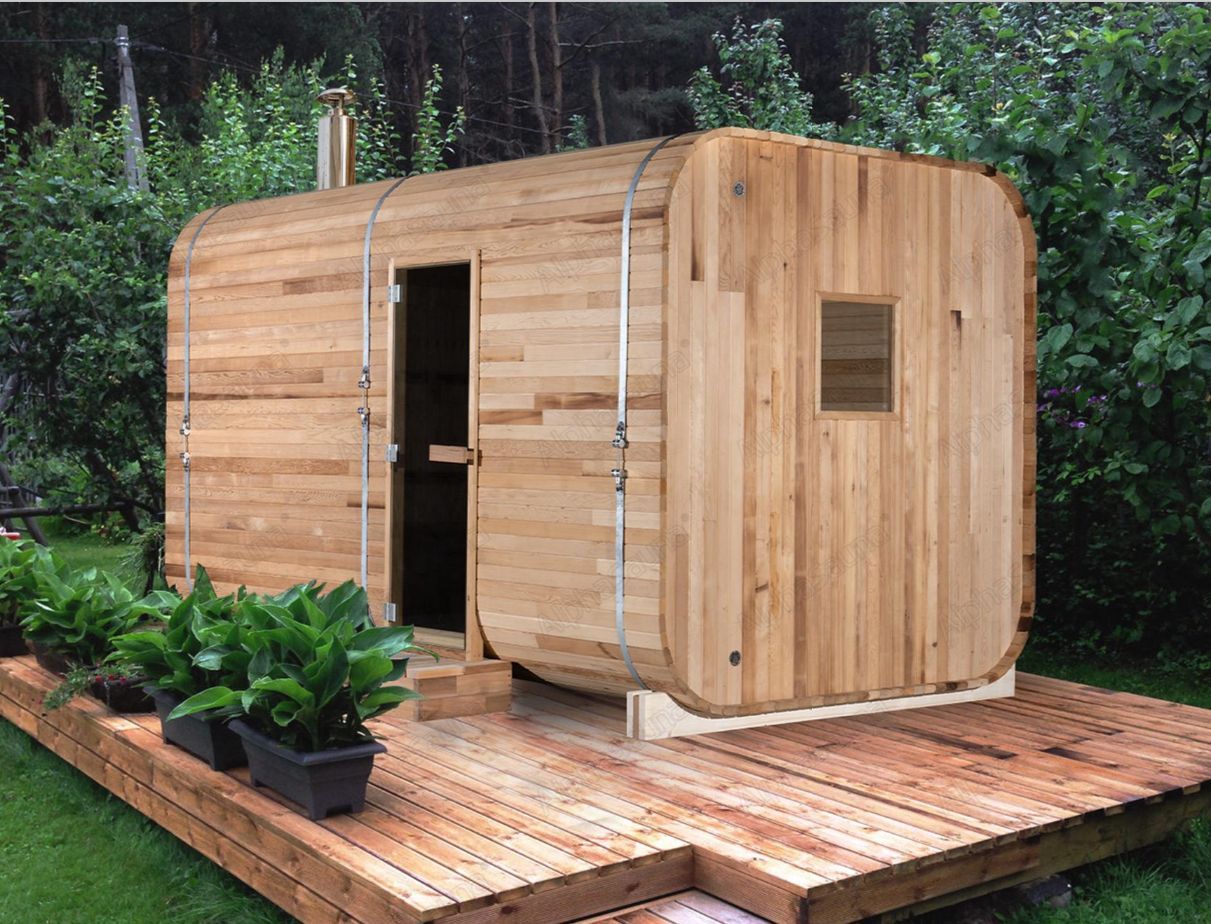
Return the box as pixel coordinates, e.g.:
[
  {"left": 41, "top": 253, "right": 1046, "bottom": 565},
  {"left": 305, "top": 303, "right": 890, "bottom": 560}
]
[{"left": 1, "top": 657, "right": 1209, "bottom": 924}]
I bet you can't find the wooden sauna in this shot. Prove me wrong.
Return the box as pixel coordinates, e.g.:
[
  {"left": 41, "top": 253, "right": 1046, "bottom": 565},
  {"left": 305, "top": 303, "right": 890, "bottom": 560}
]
[{"left": 166, "top": 127, "right": 1035, "bottom": 718}]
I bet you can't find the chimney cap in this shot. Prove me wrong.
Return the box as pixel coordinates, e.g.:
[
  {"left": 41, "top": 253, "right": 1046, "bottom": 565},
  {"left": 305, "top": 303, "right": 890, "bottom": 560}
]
[{"left": 317, "top": 87, "right": 357, "bottom": 111}]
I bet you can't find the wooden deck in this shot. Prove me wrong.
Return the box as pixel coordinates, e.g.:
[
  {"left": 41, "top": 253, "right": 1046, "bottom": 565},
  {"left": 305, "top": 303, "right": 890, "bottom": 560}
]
[{"left": 2, "top": 656, "right": 1210, "bottom": 924}]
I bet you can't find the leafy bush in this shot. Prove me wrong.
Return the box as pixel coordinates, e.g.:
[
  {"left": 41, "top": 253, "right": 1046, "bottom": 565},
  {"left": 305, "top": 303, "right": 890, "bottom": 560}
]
[
  {"left": 688, "top": 19, "right": 831, "bottom": 137},
  {"left": 169, "top": 580, "right": 427, "bottom": 751},
  {"left": 20, "top": 565, "right": 174, "bottom": 668},
  {"left": 0, "top": 540, "right": 58, "bottom": 628},
  {"left": 0, "top": 53, "right": 463, "bottom": 525}
]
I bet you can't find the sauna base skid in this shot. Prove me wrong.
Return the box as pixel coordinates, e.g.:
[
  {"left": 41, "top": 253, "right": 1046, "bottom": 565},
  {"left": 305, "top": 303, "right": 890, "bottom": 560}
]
[{"left": 627, "top": 668, "right": 1016, "bottom": 740}]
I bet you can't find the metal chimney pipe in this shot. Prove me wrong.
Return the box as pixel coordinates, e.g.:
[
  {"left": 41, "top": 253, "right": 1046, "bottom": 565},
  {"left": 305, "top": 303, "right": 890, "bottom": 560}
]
[{"left": 316, "top": 87, "right": 357, "bottom": 190}]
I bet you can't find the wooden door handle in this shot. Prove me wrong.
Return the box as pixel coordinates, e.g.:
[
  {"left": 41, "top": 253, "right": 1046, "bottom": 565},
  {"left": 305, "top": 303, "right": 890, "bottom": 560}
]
[{"left": 429, "top": 444, "right": 475, "bottom": 464}]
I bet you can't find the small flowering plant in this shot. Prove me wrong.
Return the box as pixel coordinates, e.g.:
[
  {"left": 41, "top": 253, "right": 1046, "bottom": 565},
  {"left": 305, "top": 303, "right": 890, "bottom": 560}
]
[
  {"left": 1037, "top": 383, "right": 1109, "bottom": 432},
  {"left": 44, "top": 662, "right": 152, "bottom": 712}
]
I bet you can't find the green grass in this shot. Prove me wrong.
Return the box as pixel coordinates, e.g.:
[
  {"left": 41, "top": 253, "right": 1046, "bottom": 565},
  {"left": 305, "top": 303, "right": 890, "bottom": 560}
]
[
  {"left": 0, "top": 720, "right": 291, "bottom": 924},
  {"left": 38, "top": 519, "right": 139, "bottom": 586},
  {"left": 0, "top": 528, "right": 289, "bottom": 924},
  {"left": 0, "top": 532, "right": 1206, "bottom": 923}
]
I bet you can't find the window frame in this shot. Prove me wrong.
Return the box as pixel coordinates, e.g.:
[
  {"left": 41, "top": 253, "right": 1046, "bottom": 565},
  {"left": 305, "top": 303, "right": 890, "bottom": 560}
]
[{"left": 814, "top": 292, "right": 903, "bottom": 420}]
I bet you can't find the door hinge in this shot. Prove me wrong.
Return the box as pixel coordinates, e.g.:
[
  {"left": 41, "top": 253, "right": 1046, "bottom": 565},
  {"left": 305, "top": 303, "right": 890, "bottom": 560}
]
[
  {"left": 385, "top": 443, "right": 399, "bottom": 463},
  {"left": 383, "top": 602, "right": 397, "bottom": 624},
  {"left": 387, "top": 283, "right": 402, "bottom": 304}
]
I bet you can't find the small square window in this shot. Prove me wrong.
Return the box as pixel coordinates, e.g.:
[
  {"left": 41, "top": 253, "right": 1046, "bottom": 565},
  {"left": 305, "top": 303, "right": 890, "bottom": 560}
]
[{"left": 819, "top": 299, "right": 895, "bottom": 413}]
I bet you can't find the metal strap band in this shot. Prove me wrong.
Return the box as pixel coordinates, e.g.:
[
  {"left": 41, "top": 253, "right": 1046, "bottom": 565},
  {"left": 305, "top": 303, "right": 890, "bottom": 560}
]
[
  {"left": 359, "top": 178, "right": 408, "bottom": 590},
  {"left": 614, "top": 134, "right": 681, "bottom": 690},
  {"left": 181, "top": 204, "right": 227, "bottom": 589}
]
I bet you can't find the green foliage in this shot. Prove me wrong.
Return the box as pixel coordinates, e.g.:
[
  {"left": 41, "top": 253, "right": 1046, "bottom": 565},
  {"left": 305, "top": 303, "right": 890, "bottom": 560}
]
[
  {"left": 42, "top": 661, "right": 146, "bottom": 712},
  {"left": 0, "top": 51, "right": 443, "bottom": 525},
  {"left": 0, "top": 539, "right": 58, "bottom": 628},
  {"left": 410, "top": 64, "right": 465, "bottom": 175},
  {"left": 120, "top": 521, "right": 165, "bottom": 594},
  {"left": 110, "top": 565, "right": 250, "bottom": 698},
  {"left": 843, "top": 3, "right": 1211, "bottom": 656},
  {"left": 0, "top": 719, "right": 289, "bottom": 923},
  {"left": 20, "top": 563, "right": 173, "bottom": 668},
  {"left": 688, "top": 19, "right": 831, "bottom": 137},
  {"left": 0, "top": 65, "right": 176, "bottom": 522},
  {"left": 558, "top": 114, "right": 591, "bottom": 152},
  {"left": 168, "top": 579, "right": 428, "bottom": 751}
]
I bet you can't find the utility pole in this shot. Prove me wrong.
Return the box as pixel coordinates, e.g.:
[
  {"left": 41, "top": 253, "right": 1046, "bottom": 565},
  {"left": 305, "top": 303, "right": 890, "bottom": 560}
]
[{"left": 115, "top": 25, "right": 149, "bottom": 192}]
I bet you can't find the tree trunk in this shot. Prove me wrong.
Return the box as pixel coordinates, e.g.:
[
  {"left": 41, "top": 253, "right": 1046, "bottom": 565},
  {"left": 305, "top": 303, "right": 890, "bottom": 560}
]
[
  {"left": 501, "top": 19, "right": 515, "bottom": 145},
  {"left": 406, "top": 5, "right": 431, "bottom": 138},
  {"left": 187, "top": 3, "right": 210, "bottom": 101},
  {"left": 525, "top": 3, "right": 550, "bottom": 153},
  {"left": 31, "top": 4, "right": 48, "bottom": 125},
  {"left": 548, "top": 1, "right": 562, "bottom": 151},
  {"left": 590, "top": 57, "right": 607, "bottom": 146},
  {"left": 455, "top": 3, "right": 470, "bottom": 166}
]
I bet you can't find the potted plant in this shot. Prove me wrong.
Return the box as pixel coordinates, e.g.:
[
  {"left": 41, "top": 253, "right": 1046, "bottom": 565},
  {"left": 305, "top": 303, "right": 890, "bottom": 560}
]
[
  {"left": 21, "top": 565, "right": 173, "bottom": 678},
  {"left": 0, "top": 539, "right": 56, "bottom": 657},
  {"left": 111, "top": 566, "right": 251, "bottom": 770},
  {"left": 170, "top": 581, "right": 427, "bottom": 819},
  {"left": 44, "top": 663, "right": 155, "bottom": 713}
]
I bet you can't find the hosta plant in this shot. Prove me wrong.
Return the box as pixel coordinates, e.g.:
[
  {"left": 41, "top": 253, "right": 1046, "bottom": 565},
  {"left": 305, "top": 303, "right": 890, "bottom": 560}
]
[
  {"left": 0, "top": 539, "right": 58, "bottom": 628},
  {"left": 169, "top": 580, "right": 429, "bottom": 751},
  {"left": 21, "top": 565, "right": 175, "bottom": 668},
  {"left": 110, "top": 565, "right": 251, "bottom": 698}
]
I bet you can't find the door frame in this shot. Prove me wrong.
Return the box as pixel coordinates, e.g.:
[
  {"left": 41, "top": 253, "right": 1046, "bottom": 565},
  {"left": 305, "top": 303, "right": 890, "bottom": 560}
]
[{"left": 383, "top": 250, "right": 483, "bottom": 660}]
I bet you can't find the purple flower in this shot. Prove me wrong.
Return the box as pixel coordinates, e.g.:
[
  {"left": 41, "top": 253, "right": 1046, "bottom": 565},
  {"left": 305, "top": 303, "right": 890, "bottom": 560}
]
[{"left": 1070, "top": 420, "right": 1087, "bottom": 429}]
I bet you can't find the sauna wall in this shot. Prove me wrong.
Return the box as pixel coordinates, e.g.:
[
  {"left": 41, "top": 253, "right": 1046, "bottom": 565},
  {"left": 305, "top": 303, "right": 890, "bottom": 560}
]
[
  {"left": 663, "top": 131, "right": 1036, "bottom": 715},
  {"left": 165, "top": 136, "right": 700, "bottom": 696},
  {"left": 166, "top": 128, "right": 1034, "bottom": 715}
]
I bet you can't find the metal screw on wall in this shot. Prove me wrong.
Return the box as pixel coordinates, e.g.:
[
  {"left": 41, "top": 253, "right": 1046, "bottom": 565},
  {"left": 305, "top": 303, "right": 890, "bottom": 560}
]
[
  {"left": 729, "top": 650, "right": 742, "bottom": 666},
  {"left": 733, "top": 182, "right": 746, "bottom": 196}
]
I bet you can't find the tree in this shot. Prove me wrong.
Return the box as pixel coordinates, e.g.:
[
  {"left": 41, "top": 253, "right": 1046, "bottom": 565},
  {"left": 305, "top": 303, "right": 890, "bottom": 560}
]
[
  {"left": 687, "top": 18, "right": 830, "bottom": 137},
  {"left": 0, "top": 53, "right": 463, "bottom": 527}
]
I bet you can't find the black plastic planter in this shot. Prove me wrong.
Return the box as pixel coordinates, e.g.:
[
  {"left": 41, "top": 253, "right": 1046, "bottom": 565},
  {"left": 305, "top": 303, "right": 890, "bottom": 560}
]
[
  {"left": 148, "top": 687, "right": 247, "bottom": 771},
  {"left": 31, "top": 643, "right": 71, "bottom": 676},
  {"left": 89, "top": 677, "right": 155, "bottom": 714},
  {"left": 0, "top": 625, "right": 25, "bottom": 658},
  {"left": 230, "top": 719, "right": 385, "bottom": 821}
]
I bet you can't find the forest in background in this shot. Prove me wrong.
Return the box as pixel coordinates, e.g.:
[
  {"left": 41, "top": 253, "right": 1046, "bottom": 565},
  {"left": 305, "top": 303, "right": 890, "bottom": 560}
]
[
  {"left": 0, "top": 3, "right": 1208, "bottom": 667},
  {"left": 1, "top": 3, "right": 880, "bottom": 156}
]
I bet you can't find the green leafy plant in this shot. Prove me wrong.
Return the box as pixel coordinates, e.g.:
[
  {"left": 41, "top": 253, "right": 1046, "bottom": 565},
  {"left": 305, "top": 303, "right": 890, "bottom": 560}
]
[
  {"left": 21, "top": 565, "right": 174, "bottom": 668},
  {"left": 409, "top": 64, "right": 466, "bottom": 175},
  {"left": 558, "top": 114, "right": 591, "bottom": 152},
  {"left": 169, "top": 580, "right": 429, "bottom": 751},
  {"left": 0, "top": 539, "right": 59, "bottom": 628},
  {"left": 110, "top": 565, "right": 247, "bottom": 698},
  {"left": 120, "top": 521, "right": 165, "bottom": 595},
  {"left": 688, "top": 18, "right": 831, "bottom": 137},
  {"left": 44, "top": 662, "right": 147, "bottom": 712}
]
